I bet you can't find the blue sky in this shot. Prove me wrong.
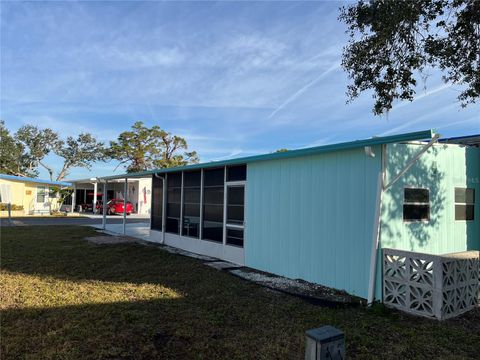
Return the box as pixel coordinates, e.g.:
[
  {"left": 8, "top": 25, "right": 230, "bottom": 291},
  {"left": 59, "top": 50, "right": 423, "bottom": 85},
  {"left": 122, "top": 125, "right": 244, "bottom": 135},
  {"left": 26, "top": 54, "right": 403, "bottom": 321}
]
[{"left": 1, "top": 1, "right": 478, "bottom": 180}]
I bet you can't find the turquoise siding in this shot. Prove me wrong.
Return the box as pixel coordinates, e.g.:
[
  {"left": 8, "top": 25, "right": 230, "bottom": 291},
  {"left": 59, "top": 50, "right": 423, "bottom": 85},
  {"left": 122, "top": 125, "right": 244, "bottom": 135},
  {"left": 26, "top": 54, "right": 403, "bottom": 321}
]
[
  {"left": 245, "top": 146, "right": 381, "bottom": 298},
  {"left": 381, "top": 143, "right": 480, "bottom": 253},
  {"left": 376, "top": 143, "right": 480, "bottom": 299}
]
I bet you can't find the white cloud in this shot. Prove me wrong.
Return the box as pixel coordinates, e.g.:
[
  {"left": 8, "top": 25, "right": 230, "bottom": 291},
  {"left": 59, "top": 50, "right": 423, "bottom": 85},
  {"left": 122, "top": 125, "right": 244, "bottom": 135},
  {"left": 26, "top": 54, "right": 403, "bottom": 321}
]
[
  {"left": 2, "top": 0, "right": 478, "bottom": 179},
  {"left": 267, "top": 62, "right": 341, "bottom": 120}
]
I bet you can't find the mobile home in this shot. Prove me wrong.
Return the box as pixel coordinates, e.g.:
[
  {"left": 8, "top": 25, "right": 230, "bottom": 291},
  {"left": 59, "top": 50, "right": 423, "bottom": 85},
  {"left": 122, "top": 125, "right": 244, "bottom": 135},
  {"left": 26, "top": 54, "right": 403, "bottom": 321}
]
[
  {"left": 100, "top": 130, "right": 479, "bottom": 317},
  {"left": 0, "top": 174, "right": 72, "bottom": 215}
]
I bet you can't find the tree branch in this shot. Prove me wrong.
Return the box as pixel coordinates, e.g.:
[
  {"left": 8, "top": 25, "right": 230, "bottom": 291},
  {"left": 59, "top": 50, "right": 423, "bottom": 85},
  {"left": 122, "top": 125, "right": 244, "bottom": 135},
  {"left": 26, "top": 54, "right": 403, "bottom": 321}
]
[{"left": 38, "top": 161, "right": 54, "bottom": 181}]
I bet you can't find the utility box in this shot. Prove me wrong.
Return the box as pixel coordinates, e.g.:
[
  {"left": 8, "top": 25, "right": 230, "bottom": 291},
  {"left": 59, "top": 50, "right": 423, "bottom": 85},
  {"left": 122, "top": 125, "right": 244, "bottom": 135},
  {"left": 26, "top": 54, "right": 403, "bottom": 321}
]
[{"left": 305, "top": 326, "right": 345, "bottom": 360}]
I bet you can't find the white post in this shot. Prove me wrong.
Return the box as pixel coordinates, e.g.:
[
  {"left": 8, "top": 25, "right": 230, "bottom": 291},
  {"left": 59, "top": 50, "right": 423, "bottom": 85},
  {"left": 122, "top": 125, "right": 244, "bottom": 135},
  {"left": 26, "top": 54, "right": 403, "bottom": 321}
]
[
  {"left": 71, "top": 185, "right": 76, "bottom": 213},
  {"left": 368, "top": 135, "right": 439, "bottom": 305},
  {"left": 102, "top": 181, "right": 107, "bottom": 229},
  {"left": 367, "top": 172, "right": 383, "bottom": 305},
  {"left": 123, "top": 178, "right": 127, "bottom": 235},
  {"left": 93, "top": 181, "right": 98, "bottom": 214}
]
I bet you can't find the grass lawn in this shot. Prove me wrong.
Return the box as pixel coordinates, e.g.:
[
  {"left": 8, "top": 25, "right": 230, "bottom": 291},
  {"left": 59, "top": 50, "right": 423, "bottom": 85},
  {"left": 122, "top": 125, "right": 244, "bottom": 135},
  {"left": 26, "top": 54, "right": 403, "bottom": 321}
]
[{"left": 1, "top": 226, "right": 479, "bottom": 359}]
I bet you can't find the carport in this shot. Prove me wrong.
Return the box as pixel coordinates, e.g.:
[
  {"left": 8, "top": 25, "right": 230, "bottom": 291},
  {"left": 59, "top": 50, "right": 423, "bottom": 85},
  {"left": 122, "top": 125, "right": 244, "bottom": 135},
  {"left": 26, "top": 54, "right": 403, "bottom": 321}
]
[
  {"left": 91, "top": 173, "right": 154, "bottom": 239},
  {"left": 65, "top": 177, "right": 152, "bottom": 215}
]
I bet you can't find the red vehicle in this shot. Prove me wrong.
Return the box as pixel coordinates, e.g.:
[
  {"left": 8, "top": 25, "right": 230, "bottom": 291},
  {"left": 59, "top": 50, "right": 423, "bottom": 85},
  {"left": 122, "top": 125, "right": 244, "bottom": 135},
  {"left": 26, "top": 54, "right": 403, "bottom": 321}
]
[{"left": 107, "top": 199, "right": 134, "bottom": 215}]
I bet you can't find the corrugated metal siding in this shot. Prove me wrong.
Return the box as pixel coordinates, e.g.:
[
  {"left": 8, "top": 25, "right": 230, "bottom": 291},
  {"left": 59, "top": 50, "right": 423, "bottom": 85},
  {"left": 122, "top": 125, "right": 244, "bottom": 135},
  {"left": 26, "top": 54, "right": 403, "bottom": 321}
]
[{"left": 245, "top": 146, "right": 381, "bottom": 298}]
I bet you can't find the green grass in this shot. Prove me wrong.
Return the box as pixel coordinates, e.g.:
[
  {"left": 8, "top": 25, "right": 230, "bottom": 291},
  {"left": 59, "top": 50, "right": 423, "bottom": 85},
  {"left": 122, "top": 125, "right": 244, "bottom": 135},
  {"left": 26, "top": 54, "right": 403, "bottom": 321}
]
[{"left": 1, "top": 226, "right": 479, "bottom": 359}]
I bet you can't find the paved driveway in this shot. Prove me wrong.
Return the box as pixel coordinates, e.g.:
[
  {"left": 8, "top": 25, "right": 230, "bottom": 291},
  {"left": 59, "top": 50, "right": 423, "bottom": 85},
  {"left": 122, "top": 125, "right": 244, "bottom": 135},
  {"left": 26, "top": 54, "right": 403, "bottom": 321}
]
[{"left": 1, "top": 215, "right": 150, "bottom": 227}]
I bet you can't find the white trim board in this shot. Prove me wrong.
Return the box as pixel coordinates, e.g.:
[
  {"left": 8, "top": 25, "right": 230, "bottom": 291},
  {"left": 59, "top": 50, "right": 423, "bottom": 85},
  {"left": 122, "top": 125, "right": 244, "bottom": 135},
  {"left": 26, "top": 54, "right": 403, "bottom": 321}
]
[{"left": 150, "top": 230, "right": 244, "bottom": 265}]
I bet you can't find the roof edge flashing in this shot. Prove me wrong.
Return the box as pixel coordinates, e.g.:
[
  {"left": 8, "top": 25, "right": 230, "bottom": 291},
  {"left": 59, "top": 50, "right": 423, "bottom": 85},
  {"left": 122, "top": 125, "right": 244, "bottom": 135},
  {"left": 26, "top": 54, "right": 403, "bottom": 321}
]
[
  {"left": 0, "top": 174, "right": 72, "bottom": 187},
  {"left": 99, "top": 129, "right": 434, "bottom": 180}
]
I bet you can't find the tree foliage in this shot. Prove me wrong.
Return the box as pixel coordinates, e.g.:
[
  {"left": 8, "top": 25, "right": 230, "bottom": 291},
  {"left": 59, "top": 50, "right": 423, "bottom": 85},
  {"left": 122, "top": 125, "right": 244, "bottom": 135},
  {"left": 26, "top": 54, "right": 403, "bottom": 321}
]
[
  {"left": 0, "top": 120, "right": 35, "bottom": 177},
  {"left": 55, "top": 134, "right": 106, "bottom": 181},
  {"left": 50, "top": 186, "right": 74, "bottom": 209},
  {"left": 0, "top": 121, "right": 106, "bottom": 181},
  {"left": 15, "top": 124, "right": 61, "bottom": 180},
  {"left": 108, "top": 122, "right": 199, "bottom": 173},
  {"left": 339, "top": 0, "right": 480, "bottom": 115}
]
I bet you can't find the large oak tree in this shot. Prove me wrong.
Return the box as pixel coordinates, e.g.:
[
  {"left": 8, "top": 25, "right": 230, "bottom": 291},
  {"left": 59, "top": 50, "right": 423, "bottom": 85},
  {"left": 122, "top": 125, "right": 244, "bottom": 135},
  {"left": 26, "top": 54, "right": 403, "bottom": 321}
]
[
  {"left": 340, "top": 0, "right": 479, "bottom": 115},
  {"left": 108, "top": 121, "right": 199, "bottom": 173},
  {"left": 0, "top": 121, "right": 106, "bottom": 181}
]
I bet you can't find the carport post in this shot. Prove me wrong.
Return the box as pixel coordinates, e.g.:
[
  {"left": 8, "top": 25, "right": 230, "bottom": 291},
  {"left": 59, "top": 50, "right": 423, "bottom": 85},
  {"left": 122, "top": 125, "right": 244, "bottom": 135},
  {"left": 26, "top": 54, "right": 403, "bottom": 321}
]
[
  {"left": 123, "top": 178, "right": 127, "bottom": 235},
  {"left": 102, "top": 181, "right": 107, "bottom": 230},
  {"left": 71, "top": 184, "right": 76, "bottom": 213},
  {"left": 93, "top": 181, "right": 98, "bottom": 213}
]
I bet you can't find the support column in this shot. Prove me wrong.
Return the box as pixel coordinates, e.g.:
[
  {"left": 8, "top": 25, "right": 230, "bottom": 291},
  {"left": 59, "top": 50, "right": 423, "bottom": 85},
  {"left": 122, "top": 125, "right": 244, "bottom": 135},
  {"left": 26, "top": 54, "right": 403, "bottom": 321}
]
[
  {"left": 93, "top": 182, "right": 98, "bottom": 214},
  {"left": 123, "top": 178, "right": 127, "bottom": 235},
  {"left": 71, "top": 185, "right": 76, "bottom": 213},
  {"left": 102, "top": 181, "right": 107, "bottom": 230}
]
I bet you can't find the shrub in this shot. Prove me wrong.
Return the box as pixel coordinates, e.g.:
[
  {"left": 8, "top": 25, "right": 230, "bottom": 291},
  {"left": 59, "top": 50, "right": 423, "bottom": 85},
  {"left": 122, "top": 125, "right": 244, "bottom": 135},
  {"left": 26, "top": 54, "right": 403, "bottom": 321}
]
[{"left": 0, "top": 204, "right": 24, "bottom": 211}]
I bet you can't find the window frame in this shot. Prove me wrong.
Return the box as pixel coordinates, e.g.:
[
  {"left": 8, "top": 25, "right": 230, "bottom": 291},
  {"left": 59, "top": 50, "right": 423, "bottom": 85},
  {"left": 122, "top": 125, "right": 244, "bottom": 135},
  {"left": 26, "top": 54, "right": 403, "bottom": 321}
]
[
  {"left": 151, "top": 174, "right": 163, "bottom": 231},
  {"left": 403, "top": 186, "right": 430, "bottom": 223},
  {"left": 226, "top": 164, "right": 247, "bottom": 182},
  {"left": 165, "top": 172, "right": 182, "bottom": 235},
  {"left": 36, "top": 186, "right": 47, "bottom": 203},
  {"left": 224, "top": 176, "right": 246, "bottom": 248},
  {"left": 201, "top": 167, "right": 225, "bottom": 244},
  {"left": 454, "top": 187, "right": 475, "bottom": 221},
  {"left": 181, "top": 170, "right": 201, "bottom": 239}
]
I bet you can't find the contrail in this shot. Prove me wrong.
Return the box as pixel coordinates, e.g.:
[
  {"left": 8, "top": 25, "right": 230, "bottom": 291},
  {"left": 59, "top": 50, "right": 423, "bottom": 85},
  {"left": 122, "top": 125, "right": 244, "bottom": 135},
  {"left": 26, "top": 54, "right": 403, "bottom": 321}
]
[
  {"left": 267, "top": 62, "right": 341, "bottom": 120},
  {"left": 391, "top": 83, "right": 452, "bottom": 112}
]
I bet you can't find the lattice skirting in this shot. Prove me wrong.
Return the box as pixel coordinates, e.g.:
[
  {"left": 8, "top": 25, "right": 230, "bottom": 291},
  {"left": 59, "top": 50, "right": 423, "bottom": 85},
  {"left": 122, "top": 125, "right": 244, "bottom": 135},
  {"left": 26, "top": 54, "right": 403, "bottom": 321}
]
[{"left": 383, "top": 249, "right": 479, "bottom": 320}]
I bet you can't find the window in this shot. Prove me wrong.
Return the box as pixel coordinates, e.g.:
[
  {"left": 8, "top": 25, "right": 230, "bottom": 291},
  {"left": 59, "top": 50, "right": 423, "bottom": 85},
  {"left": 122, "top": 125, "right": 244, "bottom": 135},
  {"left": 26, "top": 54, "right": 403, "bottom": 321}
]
[
  {"left": 455, "top": 188, "right": 475, "bottom": 221},
  {"left": 151, "top": 175, "right": 163, "bottom": 231},
  {"left": 202, "top": 168, "right": 224, "bottom": 242},
  {"left": 0, "top": 184, "right": 12, "bottom": 203},
  {"left": 227, "top": 164, "right": 246, "bottom": 182},
  {"left": 36, "top": 186, "right": 47, "bottom": 203},
  {"left": 166, "top": 172, "right": 182, "bottom": 234},
  {"left": 226, "top": 228, "right": 244, "bottom": 247},
  {"left": 182, "top": 171, "right": 201, "bottom": 238},
  {"left": 227, "top": 186, "right": 244, "bottom": 226},
  {"left": 403, "top": 188, "right": 429, "bottom": 221},
  {"left": 49, "top": 187, "right": 57, "bottom": 198}
]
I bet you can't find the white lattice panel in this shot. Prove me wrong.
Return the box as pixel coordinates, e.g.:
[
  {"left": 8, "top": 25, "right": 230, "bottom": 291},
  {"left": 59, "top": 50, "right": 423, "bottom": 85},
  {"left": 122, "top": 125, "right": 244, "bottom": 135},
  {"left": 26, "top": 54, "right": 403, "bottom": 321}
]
[{"left": 383, "top": 249, "right": 479, "bottom": 320}]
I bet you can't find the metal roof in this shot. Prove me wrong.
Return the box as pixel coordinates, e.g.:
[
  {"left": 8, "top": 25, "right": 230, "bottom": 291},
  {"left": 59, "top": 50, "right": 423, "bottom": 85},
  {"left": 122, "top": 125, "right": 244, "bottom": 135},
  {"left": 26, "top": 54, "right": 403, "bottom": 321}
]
[
  {"left": 0, "top": 174, "right": 72, "bottom": 187},
  {"left": 438, "top": 134, "right": 480, "bottom": 147},
  {"left": 66, "top": 177, "right": 146, "bottom": 184},
  {"left": 99, "top": 129, "right": 435, "bottom": 180}
]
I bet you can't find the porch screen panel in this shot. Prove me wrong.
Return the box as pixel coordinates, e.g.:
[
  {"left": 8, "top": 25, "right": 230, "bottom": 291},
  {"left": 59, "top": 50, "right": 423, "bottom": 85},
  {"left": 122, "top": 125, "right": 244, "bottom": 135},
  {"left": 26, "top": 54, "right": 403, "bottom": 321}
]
[
  {"left": 151, "top": 175, "right": 163, "bottom": 231},
  {"left": 202, "top": 168, "right": 224, "bottom": 242},
  {"left": 182, "top": 170, "right": 201, "bottom": 238},
  {"left": 166, "top": 172, "right": 182, "bottom": 234}
]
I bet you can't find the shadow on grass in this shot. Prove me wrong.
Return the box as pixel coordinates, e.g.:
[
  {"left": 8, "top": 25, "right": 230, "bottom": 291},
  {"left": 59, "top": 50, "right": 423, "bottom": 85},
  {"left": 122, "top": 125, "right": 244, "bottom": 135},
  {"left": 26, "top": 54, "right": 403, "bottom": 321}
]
[
  {"left": 1, "top": 226, "right": 480, "bottom": 359},
  {"left": 0, "top": 226, "right": 332, "bottom": 359}
]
